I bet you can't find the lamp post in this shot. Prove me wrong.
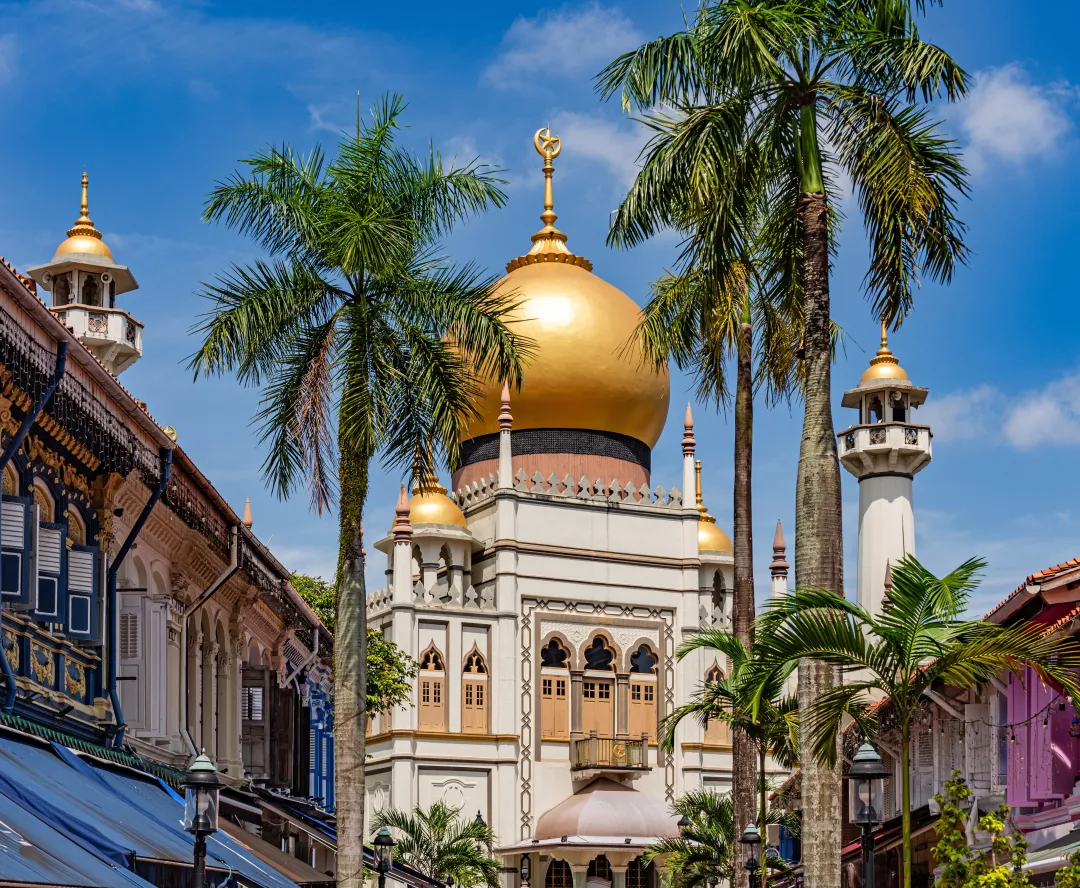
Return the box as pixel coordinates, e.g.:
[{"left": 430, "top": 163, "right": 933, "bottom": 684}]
[
  {"left": 740, "top": 822, "right": 761, "bottom": 888},
  {"left": 846, "top": 741, "right": 890, "bottom": 888},
  {"left": 374, "top": 826, "right": 396, "bottom": 888},
  {"left": 182, "top": 752, "right": 221, "bottom": 888}
]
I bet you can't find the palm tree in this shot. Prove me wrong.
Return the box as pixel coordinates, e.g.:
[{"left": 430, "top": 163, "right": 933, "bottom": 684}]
[
  {"left": 189, "top": 95, "right": 528, "bottom": 888},
  {"left": 372, "top": 801, "right": 499, "bottom": 888},
  {"left": 752, "top": 555, "right": 1080, "bottom": 888},
  {"left": 629, "top": 247, "right": 800, "bottom": 888},
  {"left": 598, "top": 6, "right": 970, "bottom": 884},
  {"left": 649, "top": 788, "right": 799, "bottom": 888},
  {"left": 663, "top": 630, "right": 798, "bottom": 882}
]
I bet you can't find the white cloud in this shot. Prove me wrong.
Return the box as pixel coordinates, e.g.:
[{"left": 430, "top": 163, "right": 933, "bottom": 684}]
[
  {"left": 916, "top": 384, "right": 1000, "bottom": 442},
  {"left": 483, "top": 3, "right": 641, "bottom": 92},
  {"left": 0, "top": 33, "right": 17, "bottom": 84},
  {"left": 549, "top": 110, "right": 647, "bottom": 188},
  {"left": 1002, "top": 369, "right": 1080, "bottom": 448},
  {"left": 954, "top": 64, "right": 1077, "bottom": 173}
]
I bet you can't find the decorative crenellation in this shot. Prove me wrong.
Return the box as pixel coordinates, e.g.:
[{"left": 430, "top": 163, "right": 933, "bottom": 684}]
[{"left": 448, "top": 470, "right": 683, "bottom": 510}]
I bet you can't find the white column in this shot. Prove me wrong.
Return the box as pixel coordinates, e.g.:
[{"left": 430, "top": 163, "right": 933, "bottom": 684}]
[
  {"left": 498, "top": 382, "right": 513, "bottom": 489},
  {"left": 391, "top": 486, "right": 414, "bottom": 606},
  {"left": 856, "top": 474, "right": 915, "bottom": 618},
  {"left": 201, "top": 642, "right": 219, "bottom": 758},
  {"left": 186, "top": 629, "right": 202, "bottom": 745},
  {"left": 681, "top": 403, "right": 696, "bottom": 502}
]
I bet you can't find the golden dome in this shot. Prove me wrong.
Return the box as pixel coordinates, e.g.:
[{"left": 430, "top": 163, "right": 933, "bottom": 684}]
[
  {"left": 860, "top": 321, "right": 908, "bottom": 384},
  {"left": 408, "top": 472, "right": 467, "bottom": 528},
  {"left": 53, "top": 172, "right": 114, "bottom": 261},
  {"left": 459, "top": 128, "right": 669, "bottom": 447},
  {"left": 695, "top": 460, "right": 733, "bottom": 554}
]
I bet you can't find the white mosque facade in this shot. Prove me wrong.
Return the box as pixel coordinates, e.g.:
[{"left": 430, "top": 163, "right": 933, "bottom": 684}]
[{"left": 363, "top": 129, "right": 931, "bottom": 888}]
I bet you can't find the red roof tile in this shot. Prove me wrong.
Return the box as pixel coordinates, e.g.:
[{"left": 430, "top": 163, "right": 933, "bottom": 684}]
[{"left": 985, "top": 557, "right": 1080, "bottom": 621}]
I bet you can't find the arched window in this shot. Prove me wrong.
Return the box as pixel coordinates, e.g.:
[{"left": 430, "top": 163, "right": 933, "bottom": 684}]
[
  {"left": 869, "top": 394, "right": 884, "bottom": 424},
  {"left": 540, "top": 638, "right": 570, "bottom": 740},
  {"left": 1, "top": 464, "right": 17, "bottom": 496},
  {"left": 588, "top": 856, "right": 612, "bottom": 883},
  {"left": 66, "top": 507, "right": 86, "bottom": 547},
  {"left": 418, "top": 643, "right": 446, "bottom": 731},
  {"left": 712, "top": 570, "right": 726, "bottom": 613},
  {"left": 462, "top": 645, "right": 488, "bottom": 734},
  {"left": 546, "top": 861, "right": 573, "bottom": 888},
  {"left": 582, "top": 636, "right": 615, "bottom": 737},
  {"left": 628, "top": 645, "right": 658, "bottom": 740},
  {"left": 890, "top": 391, "right": 908, "bottom": 422},
  {"left": 32, "top": 480, "right": 54, "bottom": 522},
  {"left": 627, "top": 858, "right": 653, "bottom": 888},
  {"left": 704, "top": 662, "right": 731, "bottom": 746}
]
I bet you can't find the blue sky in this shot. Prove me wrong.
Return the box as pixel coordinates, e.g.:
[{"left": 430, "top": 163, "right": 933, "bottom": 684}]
[{"left": 1, "top": 0, "right": 1079, "bottom": 614}]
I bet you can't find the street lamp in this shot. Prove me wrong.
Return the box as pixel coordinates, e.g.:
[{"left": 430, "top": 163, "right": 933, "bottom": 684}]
[
  {"left": 677, "top": 814, "right": 691, "bottom": 833},
  {"left": 374, "top": 826, "right": 396, "bottom": 888},
  {"left": 740, "top": 822, "right": 761, "bottom": 888},
  {"left": 846, "top": 741, "right": 890, "bottom": 888},
  {"left": 182, "top": 752, "right": 221, "bottom": 888},
  {"left": 520, "top": 854, "right": 532, "bottom": 888}
]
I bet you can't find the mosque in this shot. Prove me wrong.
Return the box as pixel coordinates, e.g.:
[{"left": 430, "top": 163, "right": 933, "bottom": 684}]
[{"left": 363, "top": 127, "right": 934, "bottom": 888}]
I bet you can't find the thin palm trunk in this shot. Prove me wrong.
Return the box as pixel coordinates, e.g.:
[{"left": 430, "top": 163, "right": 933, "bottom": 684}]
[
  {"left": 733, "top": 303, "right": 756, "bottom": 888},
  {"left": 335, "top": 412, "right": 370, "bottom": 888},
  {"left": 794, "top": 105, "right": 844, "bottom": 888},
  {"left": 759, "top": 743, "right": 768, "bottom": 888},
  {"left": 901, "top": 722, "right": 912, "bottom": 888}
]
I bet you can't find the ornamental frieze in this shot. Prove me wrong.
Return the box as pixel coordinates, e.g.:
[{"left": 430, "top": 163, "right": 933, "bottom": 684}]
[
  {"left": 65, "top": 661, "right": 86, "bottom": 699},
  {"left": 3, "top": 631, "right": 19, "bottom": 671},
  {"left": 30, "top": 642, "right": 55, "bottom": 687}
]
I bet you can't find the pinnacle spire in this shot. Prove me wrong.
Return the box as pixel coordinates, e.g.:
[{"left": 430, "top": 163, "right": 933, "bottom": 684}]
[
  {"left": 770, "top": 520, "right": 789, "bottom": 576},
  {"left": 67, "top": 171, "right": 102, "bottom": 241},
  {"left": 682, "top": 402, "right": 695, "bottom": 455},
  {"left": 242, "top": 497, "right": 253, "bottom": 528}
]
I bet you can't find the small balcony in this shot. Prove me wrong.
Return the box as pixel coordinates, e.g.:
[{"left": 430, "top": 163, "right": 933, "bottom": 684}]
[
  {"left": 571, "top": 731, "right": 650, "bottom": 776},
  {"left": 837, "top": 422, "right": 932, "bottom": 479},
  {"left": 52, "top": 305, "right": 143, "bottom": 375}
]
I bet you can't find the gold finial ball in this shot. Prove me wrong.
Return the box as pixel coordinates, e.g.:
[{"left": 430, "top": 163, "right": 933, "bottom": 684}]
[{"left": 163, "top": 426, "right": 178, "bottom": 442}]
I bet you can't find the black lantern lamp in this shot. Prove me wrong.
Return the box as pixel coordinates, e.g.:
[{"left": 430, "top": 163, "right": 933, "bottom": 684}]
[
  {"left": 183, "top": 752, "right": 221, "bottom": 888},
  {"left": 520, "top": 854, "right": 532, "bottom": 888},
  {"left": 740, "top": 823, "right": 762, "bottom": 888},
  {"left": 677, "top": 814, "right": 691, "bottom": 833},
  {"left": 374, "top": 826, "right": 396, "bottom": 888},
  {"left": 846, "top": 741, "right": 891, "bottom": 888}
]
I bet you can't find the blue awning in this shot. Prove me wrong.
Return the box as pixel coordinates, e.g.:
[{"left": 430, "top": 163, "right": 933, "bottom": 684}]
[
  {"left": 0, "top": 785, "right": 155, "bottom": 888},
  {"left": 0, "top": 735, "right": 301, "bottom": 888}
]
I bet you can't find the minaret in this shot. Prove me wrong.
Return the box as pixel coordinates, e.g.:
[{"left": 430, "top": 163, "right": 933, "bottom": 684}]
[
  {"left": 26, "top": 172, "right": 143, "bottom": 375},
  {"left": 682, "top": 403, "right": 696, "bottom": 499},
  {"left": 769, "top": 520, "right": 788, "bottom": 600},
  {"left": 390, "top": 485, "right": 414, "bottom": 604},
  {"left": 498, "top": 381, "right": 513, "bottom": 489},
  {"left": 838, "top": 323, "right": 931, "bottom": 617}
]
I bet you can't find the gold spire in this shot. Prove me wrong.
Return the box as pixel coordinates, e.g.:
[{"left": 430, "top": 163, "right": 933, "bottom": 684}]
[
  {"left": 67, "top": 171, "right": 102, "bottom": 242},
  {"left": 695, "top": 459, "right": 733, "bottom": 553},
  {"left": 859, "top": 319, "right": 909, "bottom": 383},
  {"left": 506, "top": 127, "right": 592, "bottom": 272}
]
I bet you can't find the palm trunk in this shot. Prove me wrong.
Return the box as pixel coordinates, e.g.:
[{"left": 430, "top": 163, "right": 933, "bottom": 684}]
[
  {"left": 759, "top": 743, "right": 769, "bottom": 888},
  {"left": 900, "top": 722, "right": 912, "bottom": 888},
  {"left": 335, "top": 420, "right": 370, "bottom": 888},
  {"left": 794, "top": 103, "right": 844, "bottom": 888},
  {"left": 733, "top": 301, "right": 756, "bottom": 888}
]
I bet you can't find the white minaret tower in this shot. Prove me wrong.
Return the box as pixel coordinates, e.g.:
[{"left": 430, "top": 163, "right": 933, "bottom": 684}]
[
  {"left": 838, "top": 323, "right": 932, "bottom": 617},
  {"left": 27, "top": 172, "right": 144, "bottom": 376}
]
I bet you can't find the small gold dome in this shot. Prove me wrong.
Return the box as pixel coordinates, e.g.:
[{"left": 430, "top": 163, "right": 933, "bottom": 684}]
[
  {"left": 408, "top": 473, "right": 467, "bottom": 528},
  {"left": 459, "top": 128, "right": 669, "bottom": 447},
  {"left": 699, "top": 519, "right": 734, "bottom": 554},
  {"left": 860, "top": 322, "right": 908, "bottom": 384},
  {"left": 695, "top": 460, "right": 732, "bottom": 553},
  {"left": 53, "top": 172, "right": 114, "bottom": 260}
]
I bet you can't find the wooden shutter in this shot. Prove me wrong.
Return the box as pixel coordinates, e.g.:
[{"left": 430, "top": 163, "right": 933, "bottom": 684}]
[
  {"left": 419, "top": 673, "right": 446, "bottom": 731},
  {"left": 241, "top": 666, "right": 269, "bottom": 777},
  {"left": 628, "top": 678, "right": 657, "bottom": 739},
  {"left": 33, "top": 521, "right": 65, "bottom": 621},
  {"left": 582, "top": 679, "right": 614, "bottom": 736},
  {"left": 0, "top": 496, "right": 32, "bottom": 607},
  {"left": 463, "top": 678, "right": 488, "bottom": 734},
  {"left": 66, "top": 545, "right": 98, "bottom": 640}
]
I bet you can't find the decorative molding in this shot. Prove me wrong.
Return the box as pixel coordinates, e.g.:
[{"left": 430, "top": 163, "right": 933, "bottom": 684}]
[{"left": 540, "top": 620, "right": 658, "bottom": 657}]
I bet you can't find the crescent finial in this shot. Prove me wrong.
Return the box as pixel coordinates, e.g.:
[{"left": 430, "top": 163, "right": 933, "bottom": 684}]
[{"left": 534, "top": 126, "right": 562, "bottom": 161}]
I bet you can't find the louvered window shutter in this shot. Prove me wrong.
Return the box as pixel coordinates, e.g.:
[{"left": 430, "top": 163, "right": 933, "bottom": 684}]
[
  {"left": 34, "top": 522, "right": 65, "bottom": 621},
  {"left": 120, "top": 612, "right": 139, "bottom": 659},
  {"left": 0, "top": 496, "right": 32, "bottom": 606},
  {"left": 65, "top": 546, "right": 98, "bottom": 640}
]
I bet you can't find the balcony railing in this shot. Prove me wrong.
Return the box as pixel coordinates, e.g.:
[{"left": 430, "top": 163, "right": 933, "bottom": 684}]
[{"left": 571, "top": 731, "right": 650, "bottom": 772}]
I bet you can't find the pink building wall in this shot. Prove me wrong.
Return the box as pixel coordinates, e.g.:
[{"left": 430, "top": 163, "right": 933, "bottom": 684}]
[{"left": 1007, "top": 666, "right": 1079, "bottom": 807}]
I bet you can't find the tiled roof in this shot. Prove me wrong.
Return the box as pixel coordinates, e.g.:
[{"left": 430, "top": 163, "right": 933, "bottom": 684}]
[
  {"left": 985, "top": 557, "right": 1080, "bottom": 621},
  {"left": 0, "top": 711, "right": 186, "bottom": 787}
]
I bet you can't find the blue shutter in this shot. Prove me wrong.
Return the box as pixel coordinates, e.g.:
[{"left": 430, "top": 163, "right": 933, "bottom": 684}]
[
  {"left": 66, "top": 545, "right": 97, "bottom": 641},
  {"left": 0, "top": 496, "right": 32, "bottom": 607},
  {"left": 33, "top": 521, "right": 65, "bottom": 622}
]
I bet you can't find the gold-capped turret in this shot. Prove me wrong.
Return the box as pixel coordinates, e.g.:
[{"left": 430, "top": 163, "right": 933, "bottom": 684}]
[
  {"left": 859, "top": 321, "right": 909, "bottom": 384},
  {"left": 54, "top": 172, "right": 114, "bottom": 260},
  {"left": 696, "top": 460, "right": 733, "bottom": 554}
]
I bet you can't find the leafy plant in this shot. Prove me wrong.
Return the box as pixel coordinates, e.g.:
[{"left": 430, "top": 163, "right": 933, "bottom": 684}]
[{"left": 371, "top": 801, "right": 499, "bottom": 888}]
